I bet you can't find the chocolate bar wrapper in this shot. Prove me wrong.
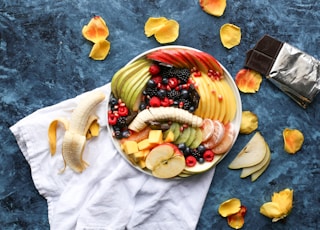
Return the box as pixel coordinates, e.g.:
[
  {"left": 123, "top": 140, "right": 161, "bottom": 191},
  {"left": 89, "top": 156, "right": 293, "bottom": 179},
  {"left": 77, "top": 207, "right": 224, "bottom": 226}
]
[{"left": 246, "top": 35, "right": 320, "bottom": 108}]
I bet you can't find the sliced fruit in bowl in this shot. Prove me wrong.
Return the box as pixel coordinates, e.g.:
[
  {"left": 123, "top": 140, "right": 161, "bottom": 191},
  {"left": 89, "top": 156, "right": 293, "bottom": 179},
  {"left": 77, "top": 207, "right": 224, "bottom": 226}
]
[{"left": 107, "top": 46, "right": 242, "bottom": 179}]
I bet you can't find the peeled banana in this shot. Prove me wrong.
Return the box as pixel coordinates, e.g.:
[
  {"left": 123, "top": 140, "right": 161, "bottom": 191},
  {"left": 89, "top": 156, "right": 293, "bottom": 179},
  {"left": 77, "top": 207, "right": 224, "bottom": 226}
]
[
  {"left": 48, "top": 91, "right": 105, "bottom": 173},
  {"left": 128, "top": 107, "right": 203, "bottom": 132}
]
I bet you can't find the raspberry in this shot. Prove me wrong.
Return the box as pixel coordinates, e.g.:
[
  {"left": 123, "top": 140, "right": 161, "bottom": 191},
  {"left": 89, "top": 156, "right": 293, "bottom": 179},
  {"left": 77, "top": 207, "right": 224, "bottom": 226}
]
[
  {"left": 186, "top": 155, "right": 197, "bottom": 167},
  {"left": 151, "top": 76, "right": 162, "bottom": 84},
  {"left": 149, "top": 96, "right": 161, "bottom": 107},
  {"left": 203, "top": 150, "right": 214, "bottom": 162},
  {"left": 149, "top": 64, "right": 161, "bottom": 75}
]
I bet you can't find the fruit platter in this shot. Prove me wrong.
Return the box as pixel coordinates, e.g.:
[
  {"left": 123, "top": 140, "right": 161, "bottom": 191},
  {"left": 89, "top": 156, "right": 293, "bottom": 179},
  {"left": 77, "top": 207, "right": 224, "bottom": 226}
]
[{"left": 107, "top": 46, "right": 242, "bottom": 179}]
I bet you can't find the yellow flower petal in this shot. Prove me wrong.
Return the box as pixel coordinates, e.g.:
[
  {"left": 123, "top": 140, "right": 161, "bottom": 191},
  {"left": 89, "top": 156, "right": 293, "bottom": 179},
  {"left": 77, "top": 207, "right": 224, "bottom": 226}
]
[
  {"left": 283, "top": 128, "right": 304, "bottom": 154},
  {"left": 89, "top": 40, "right": 111, "bottom": 60},
  {"left": 220, "top": 23, "right": 241, "bottom": 49},
  {"left": 154, "top": 19, "right": 179, "bottom": 44},
  {"left": 260, "top": 188, "right": 293, "bottom": 222},
  {"left": 144, "top": 17, "right": 169, "bottom": 37},
  {"left": 82, "top": 16, "right": 109, "bottom": 44},
  {"left": 260, "top": 202, "right": 283, "bottom": 219}
]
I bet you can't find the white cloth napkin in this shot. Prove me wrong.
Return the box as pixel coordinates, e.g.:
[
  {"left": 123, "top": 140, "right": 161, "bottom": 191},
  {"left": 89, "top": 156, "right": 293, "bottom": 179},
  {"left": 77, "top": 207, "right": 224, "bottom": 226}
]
[{"left": 10, "top": 83, "right": 215, "bottom": 230}]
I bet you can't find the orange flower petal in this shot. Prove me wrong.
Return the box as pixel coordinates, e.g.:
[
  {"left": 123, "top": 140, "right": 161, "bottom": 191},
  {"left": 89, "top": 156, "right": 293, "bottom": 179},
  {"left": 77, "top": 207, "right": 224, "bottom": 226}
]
[
  {"left": 227, "top": 206, "right": 247, "bottom": 229},
  {"left": 144, "top": 17, "right": 169, "bottom": 37},
  {"left": 89, "top": 40, "right": 110, "bottom": 60},
  {"left": 199, "top": 0, "right": 227, "bottom": 17},
  {"left": 235, "top": 69, "right": 262, "bottom": 93},
  {"left": 154, "top": 19, "right": 179, "bottom": 44},
  {"left": 82, "top": 16, "right": 109, "bottom": 43},
  {"left": 283, "top": 128, "right": 304, "bottom": 154},
  {"left": 220, "top": 23, "right": 241, "bottom": 49}
]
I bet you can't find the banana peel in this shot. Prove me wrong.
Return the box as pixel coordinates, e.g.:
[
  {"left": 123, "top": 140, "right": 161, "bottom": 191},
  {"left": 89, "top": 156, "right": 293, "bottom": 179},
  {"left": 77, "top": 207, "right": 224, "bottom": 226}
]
[{"left": 48, "top": 91, "right": 105, "bottom": 173}]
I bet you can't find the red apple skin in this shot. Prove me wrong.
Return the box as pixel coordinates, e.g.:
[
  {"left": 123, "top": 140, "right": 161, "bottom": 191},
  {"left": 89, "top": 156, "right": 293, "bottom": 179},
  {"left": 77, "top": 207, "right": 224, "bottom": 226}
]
[{"left": 161, "top": 143, "right": 184, "bottom": 156}]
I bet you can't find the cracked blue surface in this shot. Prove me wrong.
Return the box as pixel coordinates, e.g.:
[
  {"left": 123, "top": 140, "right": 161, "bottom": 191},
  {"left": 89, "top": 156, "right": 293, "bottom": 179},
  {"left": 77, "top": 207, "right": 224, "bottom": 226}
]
[{"left": 1, "top": 0, "right": 319, "bottom": 229}]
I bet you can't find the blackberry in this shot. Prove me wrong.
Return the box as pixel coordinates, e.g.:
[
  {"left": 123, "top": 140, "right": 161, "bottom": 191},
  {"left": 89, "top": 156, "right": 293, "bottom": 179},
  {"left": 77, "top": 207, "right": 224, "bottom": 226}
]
[
  {"left": 116, "top": 116, "right": 127, "bottom": 128},
  {"left": 144, "top": 87, "right": 158, "bottom": 97},
  {"left": 161, "top": 67, "right": 174, "bottom": 79},
  {"left": 180, "top": 99, "right": 192, "bottom": 110},
  {"left": 174, "top": 68, "right": 191, "bottom": 83},
  {"left": 167, "top": 89, "right": 180, "bottom": 99},
  {"left": 191, "top": 148, "right": 202, "bottom": 160}
]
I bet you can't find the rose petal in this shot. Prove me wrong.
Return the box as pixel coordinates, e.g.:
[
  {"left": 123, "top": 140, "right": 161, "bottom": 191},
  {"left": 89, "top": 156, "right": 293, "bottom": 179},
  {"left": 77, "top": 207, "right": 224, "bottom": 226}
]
[
  {"left": 82, "top": 16, "right": 109, "bottom": 43},
  {"left": 218, "top": 198, "right": 241, "bottom": 217},
  {"left": 260, "top": 202, "right": 283, "bottom": 219},
  {"left": 220, "top": 23, "right": 241, "bottom": 49},
  {"left": 199, "top": 0, "right": 227, "bottom": 17},
  {"left": 283, "top": 128, "right": 304, "bottom": 154},
  {"left": 240, "top": 111, "right": 258, "bottom": 134},
  {"left": 89, "top": 40, "right": 110, "bottom": 60},
  {"left": 154, "top": 19, "right": 179, "bottom": 44},
  {"left": 144, "top": 17, "right": 169, "bottom": 37},
  {"left": 235, "top": 69, "right": 262, "bottom": 93},
  {"left": 227, "top": 206, "right": 247, "bottom": 229}
]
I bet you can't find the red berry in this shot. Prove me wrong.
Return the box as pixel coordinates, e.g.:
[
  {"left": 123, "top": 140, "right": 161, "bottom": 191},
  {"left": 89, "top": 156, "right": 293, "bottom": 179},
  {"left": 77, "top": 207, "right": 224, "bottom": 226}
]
[
  {"left": 152, "top": 76, "right": 162, "bottom": 84},
  {"left": 168, "top": 78, "right": 179, "bottom": 88},
  {"left": 186, "top": 155, "right": 197, "bottom": 167},
  {"left": 118, "top": 106, "right": 129, "bottom": 116},
  {"left": 149, "top": 64, "right": 161, "bottom": 75},
  {"left": 108, "top": 113, "right": 118, "bottom": 125},
  {"left": 203, "top": 150, "right": 214, "bottom": 162},
  {"left": 149, "top": 96, "right": 161, "bottom": 107},
  {"left": 160, "top": 97, "right": 170, "bottom": 107}
]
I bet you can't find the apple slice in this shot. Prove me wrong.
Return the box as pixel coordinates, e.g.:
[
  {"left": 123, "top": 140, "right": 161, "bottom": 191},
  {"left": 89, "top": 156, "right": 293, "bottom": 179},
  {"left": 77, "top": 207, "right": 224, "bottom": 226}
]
[
  {"left": 228, "top": 132, "right": 267, "bottom": 169},
  {"left": 145, "top": 143, "right": 185, "bottom": 178},
  {"left": 240, "top": 142, "right": 270, "bottom": 178}
]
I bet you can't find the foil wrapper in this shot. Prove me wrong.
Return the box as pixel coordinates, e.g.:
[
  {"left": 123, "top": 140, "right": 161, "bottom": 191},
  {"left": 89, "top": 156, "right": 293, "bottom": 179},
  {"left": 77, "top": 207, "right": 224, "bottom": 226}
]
[
  {"left": 245, "top": 35, "right": 320, "bottom": 108},
  {"left": 268, "top": 43, "right": 320, "bottom": 108}
]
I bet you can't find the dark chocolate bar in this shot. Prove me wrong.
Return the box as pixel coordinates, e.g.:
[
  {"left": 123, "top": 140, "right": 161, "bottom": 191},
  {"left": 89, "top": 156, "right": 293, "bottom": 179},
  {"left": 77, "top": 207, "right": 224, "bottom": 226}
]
[{"left": 244, "top": 35, "right": 320, "bottom": 108}]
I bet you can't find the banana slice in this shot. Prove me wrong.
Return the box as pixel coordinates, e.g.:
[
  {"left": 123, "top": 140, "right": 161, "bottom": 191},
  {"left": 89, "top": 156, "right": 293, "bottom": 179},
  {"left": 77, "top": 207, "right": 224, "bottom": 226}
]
[{"left": 128, "top": 107, "right": 203, "bottom": 132}]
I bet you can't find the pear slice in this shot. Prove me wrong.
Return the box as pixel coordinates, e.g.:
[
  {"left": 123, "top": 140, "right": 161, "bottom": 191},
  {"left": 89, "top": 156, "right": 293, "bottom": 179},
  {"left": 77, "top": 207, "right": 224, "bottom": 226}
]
[
  {"left": 228, "top": 132, "right": 267, "bottom": 169},
  {"left": 240, "top": 141, "right": 270, "bottom": 178},
  {"left": 251, "top": 144, "right": 271, "bottom": 181}
]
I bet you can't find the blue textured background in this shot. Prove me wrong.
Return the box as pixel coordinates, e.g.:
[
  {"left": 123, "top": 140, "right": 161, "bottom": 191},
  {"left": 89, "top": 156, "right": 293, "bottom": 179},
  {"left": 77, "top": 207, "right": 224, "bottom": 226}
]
[{"left": 1, "top": 0, "right": 319, "bottom": 229}]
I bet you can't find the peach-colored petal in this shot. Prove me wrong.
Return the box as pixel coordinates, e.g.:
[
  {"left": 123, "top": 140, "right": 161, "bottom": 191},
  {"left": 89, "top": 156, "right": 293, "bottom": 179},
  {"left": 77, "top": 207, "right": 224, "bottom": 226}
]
[
  {"left": 235, "top": 69, "right": 262, "bottom": 93},
  {"left": 82, "top": 16, "right": 109, "bottom": 43},
  {"left": 283, "top": 128, "right": 304, "bottom": 154},
  {"left": 227, "top": 206, "right": 247, "bottom": 229},
  {"left": 199, "top": 0, "right": 227, "bottom": 17}
]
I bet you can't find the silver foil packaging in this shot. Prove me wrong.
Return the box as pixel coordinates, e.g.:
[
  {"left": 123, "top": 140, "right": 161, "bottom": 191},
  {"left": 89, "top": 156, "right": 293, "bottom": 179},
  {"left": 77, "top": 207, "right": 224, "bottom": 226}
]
[{"left": 245, "top": 35, "right": 320, "bottom": 108}]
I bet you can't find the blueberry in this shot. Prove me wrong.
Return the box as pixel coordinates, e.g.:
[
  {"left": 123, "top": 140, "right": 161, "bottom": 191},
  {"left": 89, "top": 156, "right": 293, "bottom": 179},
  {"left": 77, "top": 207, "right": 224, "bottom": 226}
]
[
  {"left": 198, "top": 157, "right": 205, "bottom": 164},
  {"left": 139, "top": 102, "right": 147, "bottom": 110},
  {"left": 157, "top": 89, "right": 167, "bottom": 99},
  {"left": 147, "top": 79, "right": 157, "bottom": 88},
  {"left": 162, "top": 78, "right": 169, "bottom": 85},
  {"left": 110, "top": 97, "right": 118, "bottom": 106},
  {"left": 178, "top": 143, "right": 186, "bottom": 151},
  {"left": 122, "top": 130, "right": 130, "bottom": 138},
  {"left": 114, "top": 130, "right": 122, "bottom": 139},
  {"left": 188, "top": 106, "right": 195, "bottom": 113},
  {"left": 180, "top": 89, "right": 189, "bottom": 99},
  {"left": 197, "top": 145, "right": 206, "bottom": 154}
]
